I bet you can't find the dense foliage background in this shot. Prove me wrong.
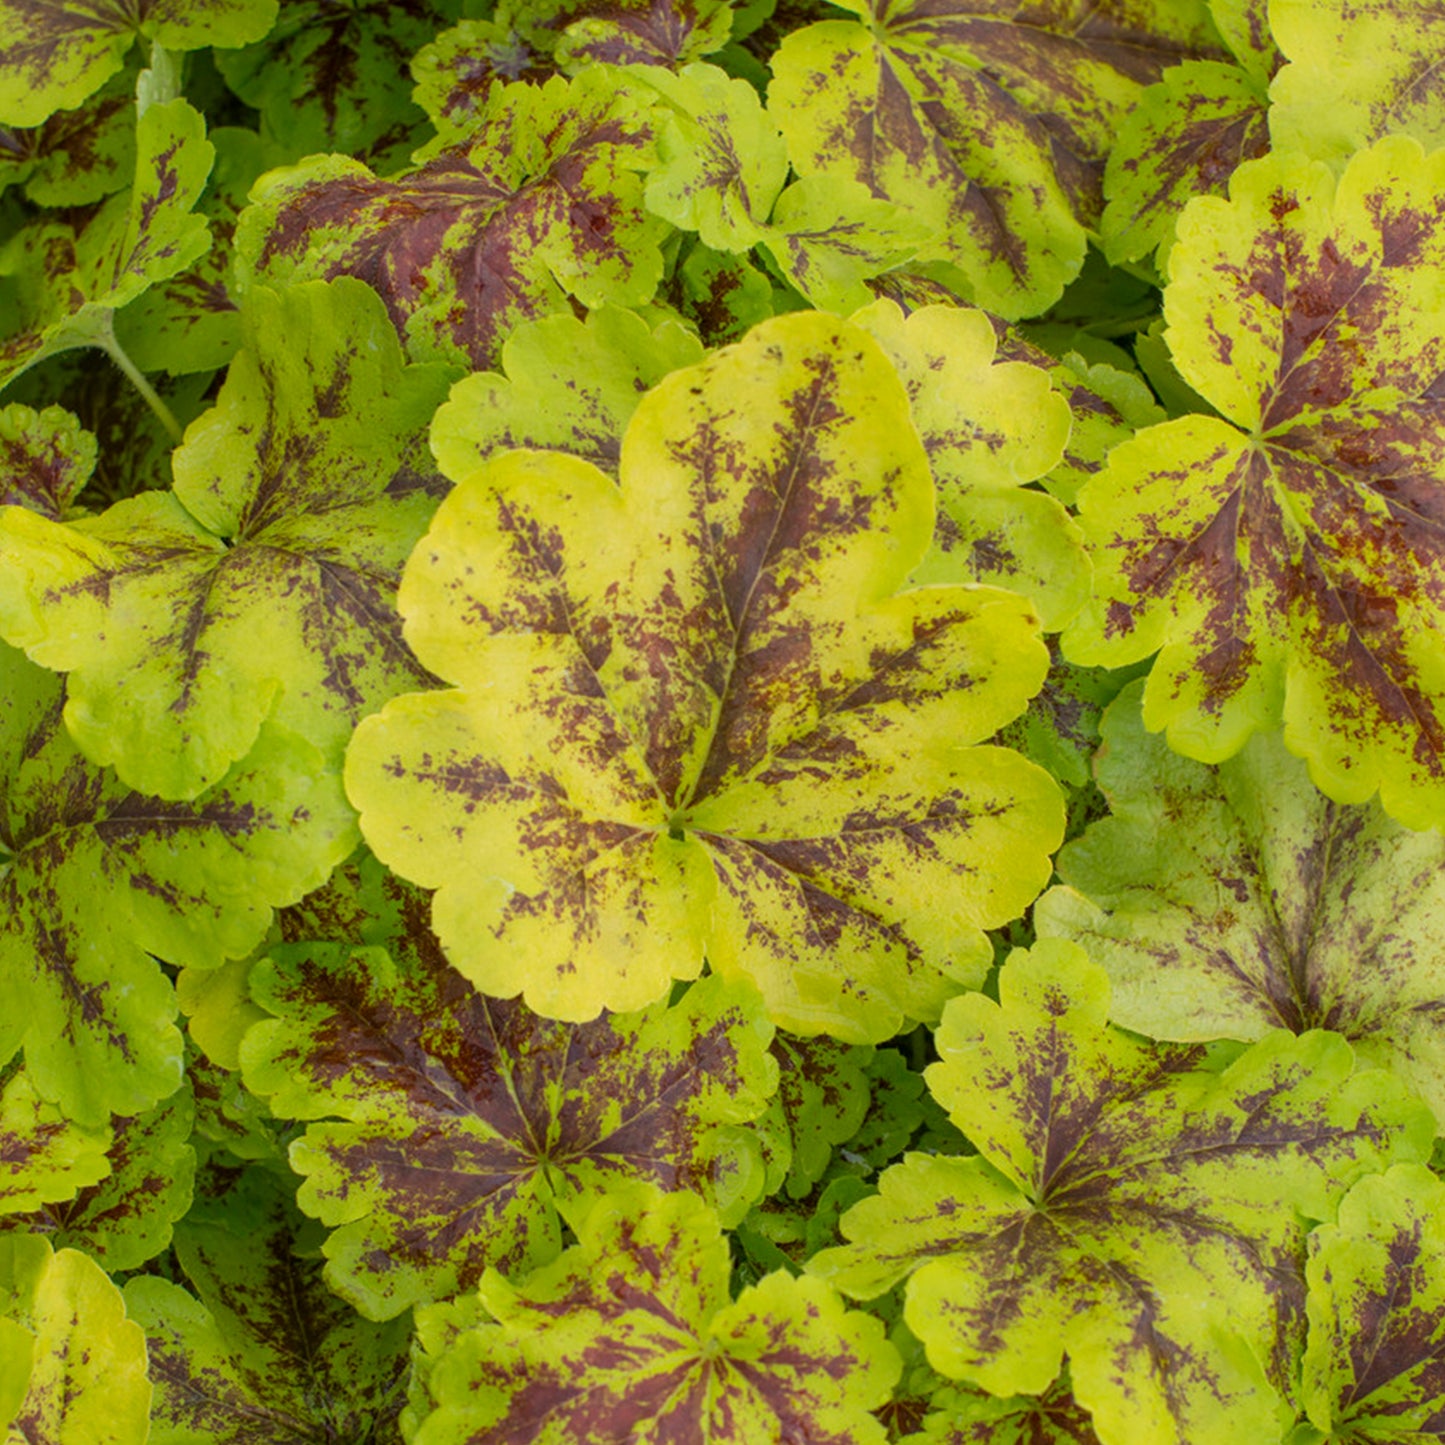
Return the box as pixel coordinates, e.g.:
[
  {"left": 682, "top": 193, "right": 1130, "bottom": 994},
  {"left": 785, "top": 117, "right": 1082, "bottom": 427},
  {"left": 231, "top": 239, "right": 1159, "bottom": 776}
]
[{"left": 3, "top": 1, "right": 1445, "bottom": 1440}]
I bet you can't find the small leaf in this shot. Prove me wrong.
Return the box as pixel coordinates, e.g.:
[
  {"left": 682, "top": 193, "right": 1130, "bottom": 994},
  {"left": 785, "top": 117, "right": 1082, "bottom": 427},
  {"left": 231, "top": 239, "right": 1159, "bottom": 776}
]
[
  {"left": 0, "top": 1065, "right": 111, "bottom": 1217},
  {"left": 0, "top": 403, "right": 95, "bottom": 519}
]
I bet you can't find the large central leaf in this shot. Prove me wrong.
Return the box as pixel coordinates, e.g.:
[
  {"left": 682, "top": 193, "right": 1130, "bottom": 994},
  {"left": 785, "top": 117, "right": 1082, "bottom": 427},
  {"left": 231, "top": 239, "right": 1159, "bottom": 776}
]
[
  {"left": 810, "top": 941, "right": 1433, "bottom": 1445},
  {"left": 348, "top": 311, "right": 1063, "bottom": 1040},
  {"left": 1064, "top": 140, "right": 1445, "bottom": 830}
]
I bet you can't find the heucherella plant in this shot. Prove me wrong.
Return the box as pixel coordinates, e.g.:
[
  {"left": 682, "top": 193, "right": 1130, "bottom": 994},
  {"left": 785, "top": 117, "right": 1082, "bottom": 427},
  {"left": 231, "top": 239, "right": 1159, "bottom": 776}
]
[{"left": 5, "top": 2, "right": 1445, "bottom": 1441}]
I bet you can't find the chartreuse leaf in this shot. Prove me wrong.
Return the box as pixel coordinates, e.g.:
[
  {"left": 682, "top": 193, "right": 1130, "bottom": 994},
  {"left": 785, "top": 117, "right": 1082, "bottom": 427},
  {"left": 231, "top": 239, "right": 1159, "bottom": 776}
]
[
  {"left": 0, "top": 95, "right": 214, "bottom": 392},
  {"left": 409, "top": 20, "right": 550, "bottom": 148},
  {"left": 1064, "top": 140, "right": 1445, "bottom": 830},
  {"left": 214, "top": 0, "right": 455, "bottom": 171},
  {"left": 810, "top": 941, "right": 1433, "bottom": 1445},
  {"left": 0, "top": 403, "right": 94, "bottom": 518},
  {"left": 0, "top": 0, "right": 275, "bottom": 127},
  {"left": 556, "top": 0, "right": 736, "bottom": 70},
  {"left": 757, "top": 1035, "right": 872, "bottom": 1199},
  {"left": 126, "top": 1164, "right": 412, "bottom": 1443},
  {"left": 0, "top": 68, "right": 136, "bottom": 207},
  {"left": 1, "top": 1234, "right": 150, "bottom": 1443},
  {"left": 665, "top": 240, "right": 775, "bottom": 344},
  {"left": 768, "top": 0, "right": 1215, "bottom": 318},
  {"left": 348, "top": 312, "right": 1062, "bottom": 1039},
  {"left": 0, "top": 642, "right": 353, "bottom": 1126},
  {"left": 1296, "top": 1164, "right": 1445, "bottom": 1440},
  {"left": 412, "top": 1185, "right": 900, "bottom": 1444},
  {"left": 240, "top": 935, "right": 775, "bottom": 1320},
  {"left": 907, "top": 1377, "right": 1102, "bottom": 1444},
  {"left": 235, "top": 70, "right": 668, "bottom": 370},
  {"left": 429, "top": 304, "right": 704, "bottom": 482},
  {"left": 1270, "top": 0, "right": 1445, "bottom": 171},
  {"left": 0, "top": 278, "right": 451, "bottom": 801},
  {"left": 852, "top": 299, "right": 1087, "bottom": 631},
  {"left": 0, "top": 1063, "right": 111, "bottom": 1216},
  {"left": 1038, "top": 681, "right": 1445, "bottom": 1124},
  {"left": 9, "top": 1084, "right": 195, "bottom": 1269}
]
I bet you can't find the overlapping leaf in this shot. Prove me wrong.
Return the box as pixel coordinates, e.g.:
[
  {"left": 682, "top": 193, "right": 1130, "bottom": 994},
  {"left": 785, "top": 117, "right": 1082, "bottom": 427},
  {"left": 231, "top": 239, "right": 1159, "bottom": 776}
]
[
  {"left": 241, "top": 932, "right": 776, "bottom": 1319},
  {"left": 0, "top": 96, "right": 214, "bottom": 391},
  {"left": 0, "top": 1063, "right": 110, "bottom": 1216},
  {"left": 0, "top": 642, "right": 353, "bottom": 1125},
  {"left": 907, "top": 1378, "right": 1104, "bottom": 1444},
  {"left": 126, "top": 1165, "right": 412, "bottom": 1444},
  {"left": 1064, "top": 140, "right": 1445, "bottom": 830},
  {"left": 0, "top": 402, "right": 94, "bottom": 519},
  {"left": 853, "top": 299, "right": 1087, "bottom": 631},
  {"left": 429, "top": 304, "right": 703, "bottom": 482},
  {"left": 1038, "top": 682, "right": 1445, "bottom": 1123},
  {"left": 235, "top": 69, "right": 668, "bottom": 370},
  {"left": 811, "top": 941, "right": 1432, "bottom": 1445},
  {"left": 0, "top": 278, "right": 452, "bottom": 801},
  {"left": 0, "top": 68, "right": 136, "bottom": 207},
  {"left": 348, "top": 311, "right": 1063, "bottom": 1039},
  {"left": 1295, "top": 1164, "right": 1445, "bottom": 1440},
  {"left": 0, "top": 1235, "right": 150, "bottom": 1443},
  {"left": 0, "top": 0, "right": 276, "bottom": 126},
  {"left": 769, "top": 0, "right": 1216, "bottom": 317},
  {"left": 412, "top": 1185, "right": 900, "bottom": 1444}
]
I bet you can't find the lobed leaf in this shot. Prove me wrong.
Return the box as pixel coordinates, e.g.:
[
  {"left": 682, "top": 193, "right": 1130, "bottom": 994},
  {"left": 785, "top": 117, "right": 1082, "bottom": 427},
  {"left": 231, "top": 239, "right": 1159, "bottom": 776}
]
[
  {"left": 348, "top": 311, "right": 1063, "bottom": 1040},
  {"left": 0, "top": 1064, "right": 111, "bottom": 1217},
  {"left": 0, "top": 402, "right": 94, "bottom": 519}
]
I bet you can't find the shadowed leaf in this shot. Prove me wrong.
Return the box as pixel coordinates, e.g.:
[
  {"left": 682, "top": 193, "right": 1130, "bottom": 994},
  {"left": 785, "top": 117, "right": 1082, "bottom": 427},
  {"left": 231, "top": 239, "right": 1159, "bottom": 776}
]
[{"left": 0, "top": 403, "right": 94, "bottom": 519}]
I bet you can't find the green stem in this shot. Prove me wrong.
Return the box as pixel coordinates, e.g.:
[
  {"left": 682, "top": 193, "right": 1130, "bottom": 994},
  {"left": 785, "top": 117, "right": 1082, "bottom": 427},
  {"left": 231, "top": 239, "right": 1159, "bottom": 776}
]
[{"left": 100, "top": 330, "right": 183, "bottom": 444}]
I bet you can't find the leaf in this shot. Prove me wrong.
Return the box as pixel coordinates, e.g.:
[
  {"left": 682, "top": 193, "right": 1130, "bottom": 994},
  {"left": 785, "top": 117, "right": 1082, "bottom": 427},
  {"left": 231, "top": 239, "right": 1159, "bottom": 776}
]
[
  {"left": 810, "top": 940, "right": 1433, "bottom": 1445},
  {"left": 0, "top": 641, "right": 354, "bottom": 1126},
  {"left": 759, "top": 1034, "right": 872, "bottom": 1198},
  {"left": 1270, "top": 0, "right": 1445, "bottom": 172},
  {"left": 409, "top": 19, "right": 551, "bottom": 148},
  {"left": 906, "top": 1378, "right": 1104, "bottom": 1444},
  {"left": 1062, "top": 140, "right": 1445, "bottom": 830},
  {"left": 0, "top": 68, "right": 136, "bottom": 207},
  {"left": 235, "top": 69, "right": 668, "bottom": 370},
  {"left": 413, "top": 1185, "right": 901, "bottom": 1444},
  {"left": 113, "top": 125, "right": 265, "bottom": 376},
  {"left": 214, "top": 0, "right": 455, "bottom": 172},
  {"left": 0, "top": 96, "right": 214, "bottom": 391},
  {"left": 633, "top": 61, "right": 789, "bottom": 252},
  {"left": 0, "top": 0, "right": 276, "bottom": 126},
  {"left": 0, "top": 278, "right": 452, "bottom": 801},
  {"left": 851, "top": 298, "right": 1088, "bottom": 631},
  {"left": 347, "top": 311, "right": 1063, "bottom": 1040},
  {"left": 1296, "top": 1164, "right": 1445, "bottom": 1440},
  {"left": 0, "top": 1064, "right": 111, "bottom": 1217},
  {"left": 429, "top": 304, "right": 704, "bottom": 483},
  {"left": 663, "top": 240, "right": 775, "bottom": 344},
  {"left": 240, "top": 933, "right": 776, "bottom": 1319},
  {"left": 768, "top": 0, "right": 1216, "bottom": 318},
  {"left": 0, "top": 403, "right": 94, "bottom": 519},
  {"left": 1101, "top": 60, "right": 1270, "bottom": 271},
  {"left": 555, "top": 0, "right": 736, "bottom": 70},
  {"left": 1038, "top": 680, "right": 1445, "bottom": 1127},
  {"left": 0, "top": 1236, "right": 151, "bottom": 1443},
  {"left": 10, "top": 1084, "right": 195, "bottom": 1270},
  {"left": 125, "top": 1164, "right": 412, "bottom": 1444}
]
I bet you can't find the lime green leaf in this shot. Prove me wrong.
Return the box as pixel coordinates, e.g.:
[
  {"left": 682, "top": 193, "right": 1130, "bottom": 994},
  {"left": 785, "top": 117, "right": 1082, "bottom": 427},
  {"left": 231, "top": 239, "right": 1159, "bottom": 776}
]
[
  {"left": 430, "top": 304, "right": 703, "bottom": 483},
  {"left": 664, "top": 240, "right": 775, "bottom": 343},
  {"left": 1297, "top": 1164, "right": 1445, "bottom": 1440},
  {"left": 0, "top": 96, "right": 214, "bottom": 391},
  {"left": 555, "top": 0, "right": 736, "bottom": 70},
  {"left": 215, "top": 0, "right": 452, "bottom": 172},
  {"left": 235, "top": 70, "right": 667, "bottom": 370},
  {"left": 415, "top": 1185, "right": 900, "bottom": 1444},
  {"left": 760, "top": 1034, "right": 872, "bottom": 1198},
  {"left": 1102, "top": 61, "right": 1269, "bottom": 271},
  {"left": 1, "top": 1237, "right": 150, "bottom": 1443},
  {"left": 851, "top": 299, "right": 1087, "bottom": 631},
  {"left": 1038, "top": 680, "right": 1445, "bottom": 1126},
  {"left": 0, "top": 69, "right": 136, "bottom": 207},
  {"left": 0, "top": 642, "right": 353, "bottom": 1126},
  {"left": 0, "top": 0, "right": 275, "bottom": 127},
  {"left": 1209, "top": 0, "right": 1279, "bottom": 87},
  {"left": 188, "top": 1056, "right": 287, "bottom": 1169},
  {"left": 811, "top": 941, "right": 1432, "bottom": 1445},
  {"left": 0, "top": 279, "right": 451, "bottom": 801},
  {"left": 126, "top": 1165, "right": 412, "bottom": 1443},
  {"left": 765, "top": 176, "right": 929, "bottom": 313},
  {"left": 769, "top": 0, "right": 1216, "bottom": 318},
  {"left": 0, "top": 403, "right": 94, "bottom": 519},
  {"left": 1270, "top": 0, "right": 1445, "bottom": 171},
  {"left": 906, "top": 1377, "right": 1103, "bottom": 1444},
  {"left": 633, "top": 61, "right": 789, "bottom": 252},
  {"left": 240, "top": 933, "right": 775, "bottom": 1319},
  {"left": 348, "top": 312, "right": 1062, "bottom": 1040},
  {"left": 11, "top": 1085, "right": 194, "bottom": 1270},
  {"left": 113, "top": 125, "right": 264, "bottom": 376},
  {"left": 0, "top": 1065, "right": 111, "bottom": 1216},
  {"left": 1064, "top": 140, "right": 1445, "bottom": 829},
  {"left": 409, "top": 20, "right": 550, "bottom": 147}
]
